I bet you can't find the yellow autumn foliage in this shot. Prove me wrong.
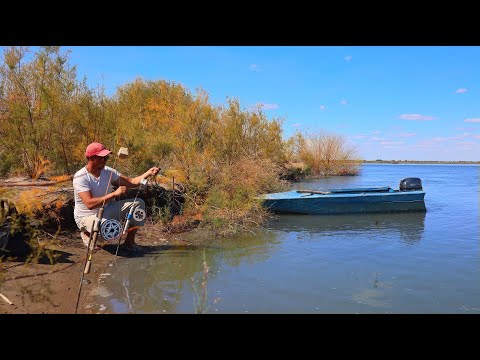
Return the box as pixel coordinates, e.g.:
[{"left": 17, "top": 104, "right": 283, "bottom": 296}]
[
  {"left": 0, "top": 47, "right": 360, "bottom": 233},
  {"left": 16, "top": 189, "right": 45, "bottom": 215}
]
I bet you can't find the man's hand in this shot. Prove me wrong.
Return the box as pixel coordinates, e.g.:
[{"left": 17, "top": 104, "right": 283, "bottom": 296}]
[
  {"left": 114, "top": 186, "right": 128, "bottom": 197},
  {"left": 116, "top": 167, "right": 161, "bottom": 188},
  {"left": 145, "top": 167, "right": 160, "bottom": 178}
]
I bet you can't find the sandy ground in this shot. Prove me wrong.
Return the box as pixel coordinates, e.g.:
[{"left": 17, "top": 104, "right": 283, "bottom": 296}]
[
  {"left": 0, "top": 177, "right": 196, "bottom": 314},
  {"left": 0, "top": 222, "right": 190, "bottom": 314}
]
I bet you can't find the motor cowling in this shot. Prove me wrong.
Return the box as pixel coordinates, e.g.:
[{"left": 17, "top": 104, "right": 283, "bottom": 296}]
[{"left": 399, "top": 177, "right": 423, "bottom": 191}]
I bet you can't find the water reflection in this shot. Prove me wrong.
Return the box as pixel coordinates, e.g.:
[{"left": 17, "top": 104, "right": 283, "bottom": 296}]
[
  {"left": 90, "top": 231, "right": 280, "bottom": 314},
  {"left": 266, "top": 211, "right": 426, "bottom": 245},
  {"left": 96, "top": 251, "right": 212, "bottom": 313}
]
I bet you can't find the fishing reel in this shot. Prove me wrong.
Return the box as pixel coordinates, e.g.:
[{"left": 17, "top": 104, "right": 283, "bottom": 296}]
[
  {"left": 100, "top": 218, "right": 122, "bottom": 241},
  {"left": 133, "top": 208, "right": 146, "bottom": 222},
  {"left": 131, "top": 178, "right": 148, "bottom": 222}
]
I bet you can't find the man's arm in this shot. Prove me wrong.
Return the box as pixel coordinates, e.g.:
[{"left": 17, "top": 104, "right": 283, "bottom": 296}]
[
  {"left": 112, "top": 167, "right": 160, "bottom": 188},
  {"left": 78, "top": 186, "right": 127, "bottom": 210}
]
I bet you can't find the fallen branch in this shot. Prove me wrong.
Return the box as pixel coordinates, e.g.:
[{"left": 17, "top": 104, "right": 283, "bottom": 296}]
[
  {"left": 0, "top": 181, "right": 58, "bottom": 187},
  {"left": 0, "top": 292, "right": 14, "bottom": 305}
]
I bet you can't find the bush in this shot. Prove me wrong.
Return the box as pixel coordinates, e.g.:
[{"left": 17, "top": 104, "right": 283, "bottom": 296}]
[
  {"left": 293, "top": 131, "right": 361, "bottom": 176},
  {"left": 0, "top": 152, "right": 16, "bottom": 178}
]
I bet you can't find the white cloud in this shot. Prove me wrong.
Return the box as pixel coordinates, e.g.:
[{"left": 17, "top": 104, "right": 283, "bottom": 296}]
[
  {"left": 319, "top": 105, "right": 326, "bottom": 110},
  {"left": 455, "top": 88, "right": 468, "bottom": 93},
  {"left": 372, "top": 130, "right": 381, "bottom": 135},
  {"left": 340, "top": 99, "right": 348, "bottom": 105},
  {"left": 249, "top": 64, "right": 262, "bottom": 72},
  {"left": 292, "top": 123, "right": 301, "bottom": 128},
  {"left": 464, "top": 118, "right": 480, "bottom": 123},
  {"left": 344, "top": 55, "right": 352, "bottom": 62},
  {"left": 398, "top": 114, "right": 437, "bottom": 121}
]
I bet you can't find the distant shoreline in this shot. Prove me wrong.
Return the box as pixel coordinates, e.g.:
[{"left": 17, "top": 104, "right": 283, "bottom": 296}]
[{"left": 363, "top": 160, "right": 479, "bottom": 165}]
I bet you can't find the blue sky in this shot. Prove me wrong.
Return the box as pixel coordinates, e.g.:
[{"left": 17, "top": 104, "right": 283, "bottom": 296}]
[{"left": 65, "top": 46, "right": 480, "bottom": 161}]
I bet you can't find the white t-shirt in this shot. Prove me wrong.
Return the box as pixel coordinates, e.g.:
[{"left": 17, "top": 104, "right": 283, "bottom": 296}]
[{"left": 72, "top": 166, "right": 121, "bottom": 228}]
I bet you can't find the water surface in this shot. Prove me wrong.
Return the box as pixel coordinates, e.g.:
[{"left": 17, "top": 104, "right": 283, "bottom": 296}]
[{"left": 90, "top": 164, "right": 479, "bottom": 313}]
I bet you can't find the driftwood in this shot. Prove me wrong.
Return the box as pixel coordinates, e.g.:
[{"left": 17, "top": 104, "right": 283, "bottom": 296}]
[
  {"left": 0, "top": 181, "right": 58, "bottom": 187},
  {"left": 0, "top": 177, "right": 72, "bottom": 188}
]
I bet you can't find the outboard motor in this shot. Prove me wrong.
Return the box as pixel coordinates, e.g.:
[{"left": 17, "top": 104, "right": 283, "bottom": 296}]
[{"left": 399, "top": 177, "right": 423, "bottom": 191}]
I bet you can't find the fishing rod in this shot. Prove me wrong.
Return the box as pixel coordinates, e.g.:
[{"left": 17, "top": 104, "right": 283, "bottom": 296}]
[
  {"left": 111, "top": 158, "right": 166, "bottom": 257},
  {"left": 74, "top": 145, "right": 128, "bottom": 314},
  {"left": 113, "top": 177, "right": 148, "bottom": 258}
]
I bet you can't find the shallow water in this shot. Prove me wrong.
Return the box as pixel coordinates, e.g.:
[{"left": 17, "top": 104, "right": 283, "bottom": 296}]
[{"left": 89, "top": 164, "right": 480, "bottom": 313}]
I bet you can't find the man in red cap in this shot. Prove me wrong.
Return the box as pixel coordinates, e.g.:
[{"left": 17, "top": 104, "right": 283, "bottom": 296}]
[{"left": 72, "top": 142, "right": 160, "bottom": 250}]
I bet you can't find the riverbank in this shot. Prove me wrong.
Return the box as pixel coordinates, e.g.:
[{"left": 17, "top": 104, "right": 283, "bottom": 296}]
[{"left": 0, "top": 222, "right": 201, "bottom": 314}]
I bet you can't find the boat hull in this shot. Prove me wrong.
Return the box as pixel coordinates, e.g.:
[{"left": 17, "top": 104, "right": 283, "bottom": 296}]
[{"left": 261, "top": 190, "right": 426, "bottom": 215}]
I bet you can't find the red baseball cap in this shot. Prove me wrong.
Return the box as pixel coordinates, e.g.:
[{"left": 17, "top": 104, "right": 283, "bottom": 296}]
[{"left": 85, "top": 142, "right": 112, "bottom": 157}]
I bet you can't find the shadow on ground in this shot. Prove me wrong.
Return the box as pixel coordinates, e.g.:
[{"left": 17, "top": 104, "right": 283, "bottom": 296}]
[
  {"left": 100, "top": 243, "right": 202, "bottom": 258},
  {"left": 2, "top": 248, "right": 75, "bottom": 264}
]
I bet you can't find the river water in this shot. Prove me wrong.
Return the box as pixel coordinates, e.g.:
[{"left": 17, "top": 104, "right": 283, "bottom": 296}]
[{"left": 89, "top": 164, "right": 479, "bottom": 313}]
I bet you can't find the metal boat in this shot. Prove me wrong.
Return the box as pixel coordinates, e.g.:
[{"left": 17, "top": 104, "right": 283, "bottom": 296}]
[{"left": 260, "top": 177, "right": 426, "bottom": 214}]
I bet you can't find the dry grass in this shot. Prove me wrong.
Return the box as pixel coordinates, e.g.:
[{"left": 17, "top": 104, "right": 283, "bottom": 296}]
[
  {"left": 49, "top": 174, "right": 73, "bottom": 183},
  {"left": 295, "top": 131, "right": 361, "bottom": 176},
  {"left": 16, "top": 189, "right": 45, "bottom": 215},
  {"left": 216, "top": 157, "right": 289, "bottom": 201},
  {"left": 30, "top": 157, "right": 51, "bottom": 181}
]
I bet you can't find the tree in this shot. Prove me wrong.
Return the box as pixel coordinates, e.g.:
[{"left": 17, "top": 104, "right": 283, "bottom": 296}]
[{"left": 0, "top": 46, "right": 88, "bottom": 177}]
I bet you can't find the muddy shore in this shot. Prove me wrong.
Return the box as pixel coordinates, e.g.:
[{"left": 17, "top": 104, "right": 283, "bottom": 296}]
[{"left": 0, "top": 222, "right": 194, "bottom": 314}]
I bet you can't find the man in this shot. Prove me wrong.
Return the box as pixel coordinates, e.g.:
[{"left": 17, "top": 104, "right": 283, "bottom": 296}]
[{"left": 72, "top": 142, "right": 159, "bottom": 250}]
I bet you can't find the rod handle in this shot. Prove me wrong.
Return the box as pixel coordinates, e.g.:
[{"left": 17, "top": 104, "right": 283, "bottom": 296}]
[
  {"left": 83, "top": 207, "right": 104, "bottom": 274},
  {"left": 84, "top": 254, "right": 92, "bottom": 274}
]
